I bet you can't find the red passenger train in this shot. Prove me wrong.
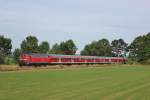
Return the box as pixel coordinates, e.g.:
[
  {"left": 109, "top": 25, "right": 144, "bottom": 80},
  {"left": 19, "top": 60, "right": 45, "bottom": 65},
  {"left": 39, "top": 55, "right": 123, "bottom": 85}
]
[{"left": 19, "top": 53, "right": 128, "bottom": 66}]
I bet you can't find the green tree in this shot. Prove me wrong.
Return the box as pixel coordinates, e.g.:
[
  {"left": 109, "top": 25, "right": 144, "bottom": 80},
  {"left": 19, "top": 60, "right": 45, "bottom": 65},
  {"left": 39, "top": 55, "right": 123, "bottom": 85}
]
[
  {"left": 38, "top": 41, "right": 50, "bottom": 53},
  {"left": 111, "top": 39, "right": 128, "bottom": 57},
  {"left": 129, "top": 33, "right": 150, "bottom": 63},
  {"left": 21, "top": 36, "right": 39, "bottom": 53},
  {"left": 80, "top": 45, "right": 91, "bottom": 55},
  {"left": 81, "top": 38, "right": 112, "bottom": 56},
  {"left": 0, "top": 35, "right": 12, "bottom": 64},
  {"left": 97, "top": 39, "right": 112, "bottom": 56},
  {"left": 0, "top": 35, "right": 12, "bottom": 55},
  {"left": 62, "top": 40, "right": 77, "bottom": 55},
  {"left": 13, "top": 48, "right": 22, "bottom": 63},
  {"left": 0, "top": 50, "right": 5, "bottom": 64},
  {"left": 50, "top": 40, "right": 77, "bottom": 55},
  {"left": 50, "top": 43, "right": 61, "bottom": 54},
  {"left": 59, "top": 42, "right": 66, "bottom": 54},
  {"left": 111, "top": 39, "right": 127, "bottom": 48}
]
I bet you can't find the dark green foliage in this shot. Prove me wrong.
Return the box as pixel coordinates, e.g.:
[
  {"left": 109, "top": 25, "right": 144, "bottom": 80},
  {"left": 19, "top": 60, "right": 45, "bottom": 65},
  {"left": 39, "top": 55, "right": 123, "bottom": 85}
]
[
  {"left": 81, "top": 38, "right": 112, "bottom": 56},
  {"left": 21, "top": 36, "right": 39, "bottom": 53},
  {"left": 0, "top": 35, "right": 12, "bottom": 64},
  {"left": 50, "top": 43, "right": 61, "bottom": 54},
  {"left": 80, "top": 45, "right": 92, "bottom": 56},
  {"left": 50, "top": 40, "right": 77, "bottom": 55},
  {"left": 4, "top": 55, "right": 15, "bottom": 65},
  {"left": 59, "top": 42, "right": 66, "bottom": 54},
  {"left": 61, "top": 40, "right": 77, "bottom": 55},
  {"left": 129, "top": 33, "right": 150, "bottom": 63},
  {"left": 111, "top": 39, "right": 127, "bottom": 48},
  {"left": 0, "top": 50, "right": 6, "bottom": 64},
  {"left": 38, "top": 41, "right": 50, "bottom": 53},
  {"left": 20, "top": 36, "right": 51, "bottom": 54},
  {"left": 0, "top": 35, "right": 12, "bottom": 55},
  {"left": 111, "top": 39, "right": 128, "bottom": 57},
  {"left": 13, "top": 48, "right": 22, "bottom": 63}
]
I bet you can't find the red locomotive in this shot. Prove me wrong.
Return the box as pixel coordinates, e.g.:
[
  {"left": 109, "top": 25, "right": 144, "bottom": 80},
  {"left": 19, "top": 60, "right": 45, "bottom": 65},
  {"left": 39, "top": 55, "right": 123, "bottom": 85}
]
[{"left": 19, "top": 53, "right": 127, "bottom": 66}]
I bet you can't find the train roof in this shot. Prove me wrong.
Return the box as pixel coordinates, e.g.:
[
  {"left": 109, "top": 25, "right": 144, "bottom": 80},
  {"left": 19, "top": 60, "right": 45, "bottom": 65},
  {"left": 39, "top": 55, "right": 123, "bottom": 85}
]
[{"left": 22, "top": 53, "right": 126, "bottom": 59}]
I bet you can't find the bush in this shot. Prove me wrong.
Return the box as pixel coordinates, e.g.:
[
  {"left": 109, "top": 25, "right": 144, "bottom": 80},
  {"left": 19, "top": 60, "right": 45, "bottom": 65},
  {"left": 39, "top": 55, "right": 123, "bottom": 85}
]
[{"left": 4, "top": 57, "right": 16, "bottom": 65}]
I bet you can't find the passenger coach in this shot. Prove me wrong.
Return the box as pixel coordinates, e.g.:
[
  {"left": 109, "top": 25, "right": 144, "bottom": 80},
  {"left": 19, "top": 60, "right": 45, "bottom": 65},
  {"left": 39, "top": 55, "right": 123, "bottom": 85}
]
[{"left": 19, "top": 53, "right": 128, "bottom": 66}]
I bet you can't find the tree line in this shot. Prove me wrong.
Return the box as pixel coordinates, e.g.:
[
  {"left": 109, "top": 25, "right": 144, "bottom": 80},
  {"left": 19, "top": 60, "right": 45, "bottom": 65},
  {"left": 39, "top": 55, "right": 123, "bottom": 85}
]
[{"left": 0, "top": 33, "right": 149, "bottom": 64}]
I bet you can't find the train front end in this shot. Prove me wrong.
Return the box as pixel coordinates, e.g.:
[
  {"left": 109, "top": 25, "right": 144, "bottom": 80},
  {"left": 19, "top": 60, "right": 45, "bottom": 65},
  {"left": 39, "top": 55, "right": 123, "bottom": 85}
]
[{"left": 19, "top": 53, "right": 31, "bottom": 66}]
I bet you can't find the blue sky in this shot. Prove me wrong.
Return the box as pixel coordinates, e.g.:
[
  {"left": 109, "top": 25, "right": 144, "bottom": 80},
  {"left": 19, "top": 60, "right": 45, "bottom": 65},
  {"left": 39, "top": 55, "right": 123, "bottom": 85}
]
[{"left": 0, "top": 0, "right": 150, "bottom": 53}]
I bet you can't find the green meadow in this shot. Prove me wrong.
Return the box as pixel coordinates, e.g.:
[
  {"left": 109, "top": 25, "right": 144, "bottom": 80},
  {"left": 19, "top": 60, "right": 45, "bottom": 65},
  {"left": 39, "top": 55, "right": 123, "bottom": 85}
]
[{"left": 0, "top": 65, "right": 150, "bottom": 100}]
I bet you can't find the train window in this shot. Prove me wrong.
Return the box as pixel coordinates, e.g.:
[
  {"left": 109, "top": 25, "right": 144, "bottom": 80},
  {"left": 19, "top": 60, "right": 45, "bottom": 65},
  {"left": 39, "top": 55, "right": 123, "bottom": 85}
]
[
  {"left": 66, "top": 58, "right": 71, "bottom": 60},
  {"left": 61, "top": 58, "right": 68, "bottom": 60},
  {"left": 52, "top": 58, "right": 59, "bottom": 61},
  {"left": 81, "top": 58, "right": 85, "bottom": 60},
  {"left": 73, "top": 58, "right": 79, "bottom": 61}
]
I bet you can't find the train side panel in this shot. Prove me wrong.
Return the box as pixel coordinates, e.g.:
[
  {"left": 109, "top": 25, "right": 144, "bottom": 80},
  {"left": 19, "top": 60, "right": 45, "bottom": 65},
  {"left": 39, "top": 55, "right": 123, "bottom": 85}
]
[{"left": 19, "top": 53, "right": 128, "bottom": 66}]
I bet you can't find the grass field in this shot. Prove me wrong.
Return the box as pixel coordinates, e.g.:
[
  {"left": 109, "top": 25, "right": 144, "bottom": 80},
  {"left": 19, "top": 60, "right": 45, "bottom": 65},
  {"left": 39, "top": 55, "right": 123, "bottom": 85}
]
[{"left": 0, "top": 65, "right": 150, "bottom": 100}]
